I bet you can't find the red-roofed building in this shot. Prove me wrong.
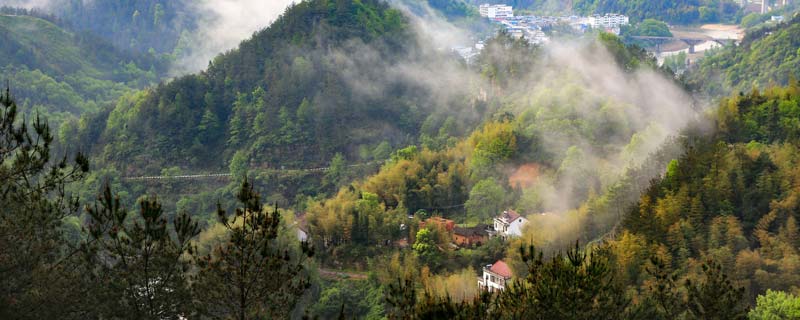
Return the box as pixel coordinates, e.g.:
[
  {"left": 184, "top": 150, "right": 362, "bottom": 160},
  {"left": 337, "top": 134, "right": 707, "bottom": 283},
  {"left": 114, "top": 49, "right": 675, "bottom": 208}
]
[{"left": 479, "top": 260, "right": 513, "bottom": 292}]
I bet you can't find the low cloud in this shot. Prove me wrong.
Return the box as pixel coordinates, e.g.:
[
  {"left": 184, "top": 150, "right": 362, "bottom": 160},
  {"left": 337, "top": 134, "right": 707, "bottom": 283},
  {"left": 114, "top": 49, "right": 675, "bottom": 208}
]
[{"left": 172, "top": 0, "right": 296, "bottom": 75}]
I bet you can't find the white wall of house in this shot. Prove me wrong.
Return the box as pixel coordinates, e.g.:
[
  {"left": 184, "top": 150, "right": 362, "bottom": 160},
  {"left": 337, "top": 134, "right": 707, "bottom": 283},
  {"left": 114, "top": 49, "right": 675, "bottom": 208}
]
[
  {"left": 480, "top": 270, "right": 507, "bottom": 292},
  {"left": 506, "top": 217, "right": 527, "bottom": 237}
]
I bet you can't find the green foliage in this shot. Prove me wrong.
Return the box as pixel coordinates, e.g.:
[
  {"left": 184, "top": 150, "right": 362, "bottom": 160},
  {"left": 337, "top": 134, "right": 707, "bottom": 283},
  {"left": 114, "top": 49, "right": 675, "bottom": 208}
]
[
  {"left": 618, "top": 85, "right": 800, "bottom": 306},
  {"left": 0, "top": 13, "right": 164, "bottom": 132},
  {"left": 717, "top": 86, "right": 800, "bottom": 144},
  {"left": 0, "top": 88, "right": 89, "bottom": 319},
  {"left": 686, "top": 16, "right": 800, "bottom": 96},
  {"left": 324, "top": 153, "right": 349, "bottom": 190},
  {"left": 85, "top": 0, "right": 424, "bottom": 173},
  {"left": 572, "top": 0, "right": 741, "bottom": 24},
  {"left": 81, "top": 184, "right": 200, "bottom": 319},
  {"left": 413, "top": 228, "right": 440, "bottom": 265},
  {"left": 193, "top": 180, "right": 313, "bottom": 318},
  {"left": 55, "top": 0, "right": 193, "bottom": 55},
  {"left": 310, "top": 280, "right": 386, "bottom": 319},
  {"left": 465, "top": 178, "right": 505, "bottom": 223},
  {"left": 685, "top": 260, "right": 748, "bottom": 320},
  {"left": 748, "top": 290, "right": 800, "bottom": 320},
  {"left": 625, "top": 19, "right": 673, "bottom": 37},
  {"left": 662, "top": 51, "right": 688, "bottom": 73},
  {"left": 494, "top": 243, "right": 630, "bottom": 319}
]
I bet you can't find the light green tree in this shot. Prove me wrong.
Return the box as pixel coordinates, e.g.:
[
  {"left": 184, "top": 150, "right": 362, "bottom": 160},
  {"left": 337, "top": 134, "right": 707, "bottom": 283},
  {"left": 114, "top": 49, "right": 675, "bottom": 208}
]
[
  {"left": 749, "top": 290, "right": 800, "bottom": 320},
  {"left": 413, "top": 228, "right": 439, "bottom": 266}
]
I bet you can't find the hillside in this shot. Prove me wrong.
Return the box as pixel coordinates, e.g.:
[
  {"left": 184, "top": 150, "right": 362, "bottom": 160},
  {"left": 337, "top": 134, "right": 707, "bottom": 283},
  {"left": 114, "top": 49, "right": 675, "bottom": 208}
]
[
  {"left": 573, "top": 0, "right": 742, "bottom": 24},
  {"left": 5, "top": 0, "right": 800, "bottom": 319},
  {"left": 76, "top": 0, "right": 480, "bottom": 176},
  {"left": 684, "top": 15, "right": 800, "bottom": 97},
  {"left": 0, "top": 12, "right": 164, "bottom": 121},
  {"left": 24, "top": 0, "right": 192, "bottom": 56}
]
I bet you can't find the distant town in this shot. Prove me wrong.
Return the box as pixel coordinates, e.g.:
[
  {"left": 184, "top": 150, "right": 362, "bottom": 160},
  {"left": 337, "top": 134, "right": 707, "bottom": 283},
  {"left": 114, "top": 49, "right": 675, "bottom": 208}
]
[{"left": 453, "top": 4, "right": 630, "bottom": 62}]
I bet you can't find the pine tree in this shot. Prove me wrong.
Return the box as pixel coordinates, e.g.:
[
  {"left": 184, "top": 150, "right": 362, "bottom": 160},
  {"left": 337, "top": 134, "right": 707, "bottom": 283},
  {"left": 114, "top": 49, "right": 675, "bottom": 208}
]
[
  {"left": 685, "top": 260, "right": 747, "bottom": 320},
  {"left": 0, "top": 87, "right": 89, "bottom": 319},
  {"left": 81, "top": 184, "right": 199, "bottom": 319},
  {"left": 193, "top": 179, "right": 313, "bottom": 319}
]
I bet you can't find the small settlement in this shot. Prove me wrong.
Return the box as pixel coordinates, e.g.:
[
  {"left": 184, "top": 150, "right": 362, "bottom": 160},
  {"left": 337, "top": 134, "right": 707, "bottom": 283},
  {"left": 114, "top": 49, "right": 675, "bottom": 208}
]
[
  {"left": 299, "top": 206, "right": 537, "bottom": 292},
  {"left": 453, "top": 4, "right": 629, "bottom": 62},
  {"left": 417, "top": 208, "right": 534, "bottom": 292}
]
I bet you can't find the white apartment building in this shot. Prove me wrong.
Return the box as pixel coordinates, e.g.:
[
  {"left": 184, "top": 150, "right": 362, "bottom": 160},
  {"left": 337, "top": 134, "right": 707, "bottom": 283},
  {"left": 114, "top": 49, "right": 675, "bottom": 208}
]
[
  {"left": 588, "top": 14, "right": 629, "bottom": 29},
  {"left": 479, "top": 4, "right": 514, "bottom": 19},
  {"left": 479, "top": 260, "right": 513, "bottom": 292}
]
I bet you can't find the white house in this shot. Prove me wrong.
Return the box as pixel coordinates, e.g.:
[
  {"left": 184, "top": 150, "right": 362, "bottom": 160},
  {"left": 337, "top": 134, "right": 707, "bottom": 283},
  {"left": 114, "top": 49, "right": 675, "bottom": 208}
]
[
  {"left": 479, "top": 260, "right": 513, "bottom": 292},
  {"left": 479, "top": 4, "right": 514, "bottom": 19},
  {"left": 492, "top": 209, "right": 528, "bottom": 239}
]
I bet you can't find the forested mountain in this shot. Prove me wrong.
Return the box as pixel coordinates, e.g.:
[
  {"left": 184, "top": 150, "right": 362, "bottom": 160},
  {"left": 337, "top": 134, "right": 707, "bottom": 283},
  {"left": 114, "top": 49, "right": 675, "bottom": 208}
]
[
  {"left": 617, "top": 85, "right": 800, "bottom": 303},
  {"left": 0, "top": 10, "right": 165, "bottom": 124},
  {"left": 685, "top": 15, "right": 800, "bottom": 97},
  {"left": 75, "top": 0, "right": 481, "bottom": 176},
  {"left": 4, "top": 0, "right": 800, "bottom": 318}
]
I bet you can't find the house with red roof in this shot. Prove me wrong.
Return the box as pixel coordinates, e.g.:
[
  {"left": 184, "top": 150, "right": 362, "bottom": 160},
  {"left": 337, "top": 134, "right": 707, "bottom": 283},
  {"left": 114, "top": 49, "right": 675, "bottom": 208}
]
[
  {"left": 479, "top": 260, "right": 513, "bottom": 292},
  {"left": 491, "top": 209, "right": 528, "bottom": 239}
]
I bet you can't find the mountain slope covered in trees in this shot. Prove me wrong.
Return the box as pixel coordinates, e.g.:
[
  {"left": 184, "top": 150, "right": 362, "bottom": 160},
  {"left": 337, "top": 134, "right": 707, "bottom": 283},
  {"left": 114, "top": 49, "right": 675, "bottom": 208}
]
[
  {"left": 19, "top": 0, "right": 193, "bottom": 56},
  {"left": 76, "top": 0, "right": 481, "bottom": 176},
  {"left": 685, "top": 15, "right": 800, "bottom": 97},
  {"left": 0, "top": 10, "right": 164, "bottom": 123}
]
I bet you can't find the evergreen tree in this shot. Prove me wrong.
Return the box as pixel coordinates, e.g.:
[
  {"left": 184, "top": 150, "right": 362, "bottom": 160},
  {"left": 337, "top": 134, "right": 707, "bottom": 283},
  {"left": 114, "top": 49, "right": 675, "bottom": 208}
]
[
  {"left": 685, "top": 260, "right": 747, "bottom": 320},
  {"left": 80, "top": 184, "right": 200, "bottom": 319},
  {"left": 0, "top": 88, "right": 89, "bottom": 319},
  {"left": 192, "top": 179, "right": 313, "bottom": 319}
]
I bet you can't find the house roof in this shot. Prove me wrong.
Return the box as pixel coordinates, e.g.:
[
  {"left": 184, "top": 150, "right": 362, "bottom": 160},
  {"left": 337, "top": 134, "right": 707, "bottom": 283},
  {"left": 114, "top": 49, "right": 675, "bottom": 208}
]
[
  {"left": 454, "top": 224, "right": 488, "bottom": 237},
  {"left": 502, "top": 210, "right": 521, "bottom": 222},
  {"left": 490, "top": 260, "right": 513, "bottom": 278}
]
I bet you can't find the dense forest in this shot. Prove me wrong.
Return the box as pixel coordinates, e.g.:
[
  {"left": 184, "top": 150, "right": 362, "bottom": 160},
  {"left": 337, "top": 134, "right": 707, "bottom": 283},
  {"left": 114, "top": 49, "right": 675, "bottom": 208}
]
[
  {"left": 51, "top": 0, "right": 194, "bottom": 55},
  {"left": 0, "top": 8, "right": 166, "bottom": 126},
  {"left": 73, "top": 0, "right": 433, "bottom": 174},
  {"left": 685, "top": 14, "right": 800, "bottom": 97},
  {"left": 3, "top": 0, "right": 800, "bottom": 319}
]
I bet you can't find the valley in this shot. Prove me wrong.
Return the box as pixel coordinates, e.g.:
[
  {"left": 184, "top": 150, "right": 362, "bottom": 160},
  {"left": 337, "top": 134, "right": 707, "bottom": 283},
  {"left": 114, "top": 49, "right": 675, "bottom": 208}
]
[{"left": 2, "top": 0, "right": 800, "bottom": 319}]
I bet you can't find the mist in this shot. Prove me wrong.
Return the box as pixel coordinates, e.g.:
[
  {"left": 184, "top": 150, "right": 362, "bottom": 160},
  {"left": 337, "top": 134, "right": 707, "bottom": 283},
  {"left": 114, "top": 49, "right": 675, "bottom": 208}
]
[
  {"left": 0, "top": 0, "right": 63, "bottom": 9},
  {"left": 172, "top": 0, "right": 296, "bottom": 75},
  {"left": 341, "top": 1, "right": 704, "bottom": 252}
]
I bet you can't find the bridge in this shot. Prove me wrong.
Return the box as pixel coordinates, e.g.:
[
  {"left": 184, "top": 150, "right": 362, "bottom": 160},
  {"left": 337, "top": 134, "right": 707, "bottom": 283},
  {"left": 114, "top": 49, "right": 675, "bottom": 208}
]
[{"left": 630, "top": 36, "right": 737, "bottom": 54}]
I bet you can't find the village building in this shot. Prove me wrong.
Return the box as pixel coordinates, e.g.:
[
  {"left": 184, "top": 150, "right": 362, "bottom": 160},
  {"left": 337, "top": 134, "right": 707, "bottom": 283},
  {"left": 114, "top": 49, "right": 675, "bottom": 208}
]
[
  {"left": 420, "top": 216, "right": 455, "bottom": 232},
  {"left": 479, "top": 260, "right": 513, "bottom": 292},
  {"left": 491, "top": 209, "right": 528, "bottom": 239},
  {"left": 588, "top": 13, "right": 629, "bottom": 29},
  {"left": 479, "top": 4, "right": 514, "bottom": 19},
  {"left": 453, "top": 224, "right": 489, "bottom": 247}
]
